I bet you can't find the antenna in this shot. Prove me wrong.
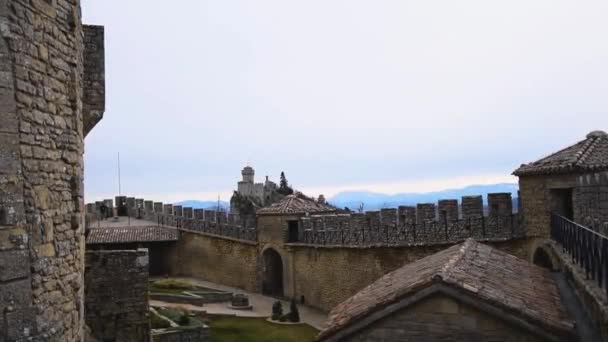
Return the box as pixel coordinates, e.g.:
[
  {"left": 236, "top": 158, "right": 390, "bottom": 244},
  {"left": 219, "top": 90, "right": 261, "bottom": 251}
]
[{"left": 117, "top": 152, "right": 122, "bottom": 196}]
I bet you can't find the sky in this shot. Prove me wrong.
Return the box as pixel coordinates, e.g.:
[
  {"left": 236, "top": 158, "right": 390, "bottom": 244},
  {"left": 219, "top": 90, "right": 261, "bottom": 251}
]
[{"left": 81, "top": 0, "right": 607, "bottom": 203}]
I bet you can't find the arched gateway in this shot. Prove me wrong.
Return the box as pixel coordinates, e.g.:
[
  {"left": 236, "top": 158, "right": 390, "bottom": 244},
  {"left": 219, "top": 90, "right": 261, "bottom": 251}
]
[{"left": 262, "top": 248, "right": 284, "bottom": 297}]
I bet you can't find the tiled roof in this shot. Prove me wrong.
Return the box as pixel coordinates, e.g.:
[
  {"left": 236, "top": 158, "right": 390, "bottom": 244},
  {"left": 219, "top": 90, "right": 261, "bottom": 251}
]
[
  {"left": 514, "top": 130, "right": 608, "bottom": 176},
  {"left": 318, "top": 239, "right": 574, "bottom": 341},
  {"left": 257, "top": 195, "right": 336, "bottom": 216},
  {"left": 86, "top": 226, "right": 179, "bottom": 244}
]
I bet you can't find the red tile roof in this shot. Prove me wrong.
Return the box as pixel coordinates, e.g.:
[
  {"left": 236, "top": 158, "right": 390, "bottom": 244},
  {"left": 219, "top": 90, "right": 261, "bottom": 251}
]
[
  {"left": 318, "top": 239, "right": 574, "bottom": 341},
  {"left": 257, "top": 195, "right": 336, "bottom": 216},
  {"left": 514, "top": 130, "right": 608, "bottom": 176},
  {"left": 86, "top": 226, "right": 179, "bottom": 244}
]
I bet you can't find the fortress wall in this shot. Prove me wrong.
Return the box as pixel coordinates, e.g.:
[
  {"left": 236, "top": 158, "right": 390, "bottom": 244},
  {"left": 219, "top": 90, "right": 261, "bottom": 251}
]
[
  {"left": 298, "top": 193, "right": 520, "bottom": 247},
  {"left": 85, "top": 249, "right": 150, "bottom": 342},
  {"left": 167, "top": 231, "right": 259, "bottom": 292},
  {"left": 288, "top": 238, "right": 531, "bottom": 312},
  {"left": 0, "top": 1, "right": 106, "bottom": 340}
]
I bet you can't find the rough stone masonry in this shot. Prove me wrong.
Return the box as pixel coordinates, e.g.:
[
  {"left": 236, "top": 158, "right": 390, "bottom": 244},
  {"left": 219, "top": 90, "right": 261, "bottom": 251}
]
[{"left": 0, "top": 0, "right": 104, "bottom": 340}]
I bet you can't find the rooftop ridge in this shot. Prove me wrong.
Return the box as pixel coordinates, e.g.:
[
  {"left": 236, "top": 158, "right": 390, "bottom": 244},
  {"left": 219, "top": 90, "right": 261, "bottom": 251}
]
[
  {"left": 437, "top": 238, "right": 473, "bottom": 281},
  {"left": 576, "top": 132, "right": 602, "bottom": 167}
]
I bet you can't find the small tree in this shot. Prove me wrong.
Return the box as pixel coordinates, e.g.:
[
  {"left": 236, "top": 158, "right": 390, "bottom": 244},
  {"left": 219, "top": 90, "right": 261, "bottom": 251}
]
[
  {"left": 277, "top": 172, "right": 294, "bottom": 196},
  {"left": 288, "top": 299, "right": 300, "bottom": 323},
  {"left": 271, "top": 300, "right": 283, "bottom": 321}
]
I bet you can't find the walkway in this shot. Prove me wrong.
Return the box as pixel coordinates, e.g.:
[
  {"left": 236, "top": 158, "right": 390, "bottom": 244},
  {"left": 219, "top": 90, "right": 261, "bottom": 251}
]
[{"left": 150, "top": 277, "right": 328, "bottom": 331}]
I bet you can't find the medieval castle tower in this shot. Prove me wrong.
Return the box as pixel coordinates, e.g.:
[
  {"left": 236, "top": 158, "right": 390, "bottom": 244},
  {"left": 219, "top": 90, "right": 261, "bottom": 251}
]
[{"left": 237, "top": 165, "right": 278, "bottom": 206}]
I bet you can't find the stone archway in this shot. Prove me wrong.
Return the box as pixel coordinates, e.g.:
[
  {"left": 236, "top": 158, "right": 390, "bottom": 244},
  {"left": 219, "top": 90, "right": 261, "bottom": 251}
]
[
  {"left": 533, "top": 247, "right": 554, "bottom": 270},
  {"left": 262, "top": 248, "right": 284, "bottom": 297}
]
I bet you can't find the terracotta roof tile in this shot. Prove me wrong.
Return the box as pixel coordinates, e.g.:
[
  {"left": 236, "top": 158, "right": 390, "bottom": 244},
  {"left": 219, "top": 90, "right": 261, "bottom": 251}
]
[
  {"left": 318, "top": 239, "right": 574, "bottom": 341},
  {"left": 514, "top": 130, "right": 608, "bottom": 176},
  {"left": 86, "top": 226, "right": 179, "bottom": 244},
  {"left": 257, "top": 195, "right": 336, "bottom": 216}
]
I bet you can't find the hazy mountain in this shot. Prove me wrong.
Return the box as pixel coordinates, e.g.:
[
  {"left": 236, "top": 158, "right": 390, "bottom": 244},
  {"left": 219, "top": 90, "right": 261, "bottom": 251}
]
[
  {"left": 328, "top": 183, "right": 518, "bottom": 211},
  {"left": 175, "top": 200, "right": 230, "bottom": 210}
]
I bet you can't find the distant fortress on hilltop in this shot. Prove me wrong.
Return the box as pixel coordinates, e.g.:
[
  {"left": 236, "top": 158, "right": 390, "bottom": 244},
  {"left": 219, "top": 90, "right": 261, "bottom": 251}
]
[{"left": 236, "top": 165, "right": 278, "bottom": 207}]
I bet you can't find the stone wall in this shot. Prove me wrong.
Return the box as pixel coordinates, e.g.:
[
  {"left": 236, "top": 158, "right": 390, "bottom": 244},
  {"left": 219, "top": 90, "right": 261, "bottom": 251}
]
[
  {"left": 573, "top": 171, "right": 608, "bottom": 234},
  {"left": 520, "top": 172, "right": 608, "bottom": 237},
  {"left": 152, "top": 326, "right": 209, "bottom": 342},
  {"left": 82, "top": 25, "right": 104, "bottom": 135},
  {"left": 342, "top": 294, "right": 545, "bottom": 342},
  {"left": 0, "top": 0, "right": 103, "bottom": 340},
  {"left": 85, "top": 249, "right": 150, "bottom": 342},
  {"left": 167, "top": 231, "right": 259, "bottom": 292},
  {"left": 518, "top": 174, "right": 577, "bottom": 238}
]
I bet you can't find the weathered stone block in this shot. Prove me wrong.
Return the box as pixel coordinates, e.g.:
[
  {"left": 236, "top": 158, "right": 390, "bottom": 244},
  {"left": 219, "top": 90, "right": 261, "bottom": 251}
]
[
  {"left": 3, "top": 306, "right": 37, "bottom": 340},
  {"left": 0, "top": 249, "right": 30, "bottom": 281}
]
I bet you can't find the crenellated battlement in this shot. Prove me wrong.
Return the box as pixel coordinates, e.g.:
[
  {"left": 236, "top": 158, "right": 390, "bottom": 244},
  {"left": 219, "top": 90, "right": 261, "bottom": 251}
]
[
  {"left": 296, "top": 192, "right": 521, "bottom": 247},
  {"left": 86, "top": 192, "right": 520, "bottom": 247},
  {"left": 86, "top": 196, "right": 257, "bottom": 242}
]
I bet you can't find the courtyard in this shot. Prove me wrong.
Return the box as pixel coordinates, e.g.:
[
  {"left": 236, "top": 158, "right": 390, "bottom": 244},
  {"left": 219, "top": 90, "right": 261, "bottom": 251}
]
[{"left": 149, "top": 277, "right": 324, "bottom": 341}]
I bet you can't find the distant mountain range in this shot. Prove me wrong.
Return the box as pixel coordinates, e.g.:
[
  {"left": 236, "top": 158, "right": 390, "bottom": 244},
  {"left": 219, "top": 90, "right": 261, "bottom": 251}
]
[
  {"left": 328, "top": 183, "right": 519, "bottom": 211},
  {"left": 175, "top": 200, "right": 230, "bottom": 210}
]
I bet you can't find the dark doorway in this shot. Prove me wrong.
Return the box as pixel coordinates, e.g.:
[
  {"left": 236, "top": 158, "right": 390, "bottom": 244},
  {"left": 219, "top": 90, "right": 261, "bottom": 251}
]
[
  {"left": 550, "top": 188, "right": 574, "bottom": 220},
  {"left": 262, "top": 248, "right": 284, "bottom": 297},
  {"left": 533, "top": 248, "right": 554, "bottom": 270},
  {"left": 287, "top": 220, "right": 299, "bottom": 243}
]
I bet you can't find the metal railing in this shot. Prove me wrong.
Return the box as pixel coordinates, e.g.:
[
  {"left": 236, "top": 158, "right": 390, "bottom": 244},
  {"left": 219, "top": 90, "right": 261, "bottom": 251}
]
[{"left": 551, "top": 213, "right": 608, "bottom": 296}]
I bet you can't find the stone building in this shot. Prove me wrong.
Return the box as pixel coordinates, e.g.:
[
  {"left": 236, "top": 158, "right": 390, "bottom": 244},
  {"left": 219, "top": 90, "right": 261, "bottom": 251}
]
[
  {"left": 514, "top": 130, "right": 608, "bottom": 240},
  {"left": 317, "top": 239, "right": 576, "bottom": 342},
  {"left": 0, "top": 0, "right": 104, "bottom": 340},
  {"left": 237, "top": 165, "right": 279, "bottom": 206},
  {"left": 256, "top": 195, "right": 336, "bottom": 296}
]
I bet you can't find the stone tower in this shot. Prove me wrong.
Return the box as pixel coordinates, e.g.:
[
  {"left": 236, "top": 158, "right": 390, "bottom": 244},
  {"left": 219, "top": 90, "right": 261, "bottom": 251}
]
[
  {"left": 242, "top": 165, "right": 255, "bottom": 183},
  {"left": 0, "top": 0, "right": 104, "bottom": 341}
]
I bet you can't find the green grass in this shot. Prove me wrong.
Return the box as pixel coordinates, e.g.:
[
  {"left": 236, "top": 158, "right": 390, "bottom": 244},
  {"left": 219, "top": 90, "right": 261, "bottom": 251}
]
[
  {"left": 208, "top": 316, "right": 318, "bottom": 342},
  {"left": 156, "top": 307, "right": 204, "bottom": 327},
  {"left": 149, "top": 279, "right": 220, "bottom": 295}
]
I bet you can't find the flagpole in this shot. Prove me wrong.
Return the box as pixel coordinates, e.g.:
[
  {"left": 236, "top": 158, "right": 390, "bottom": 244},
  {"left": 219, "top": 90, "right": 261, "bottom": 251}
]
[{"left": 118, "top": 152, "right": 121, "bottom": 196}]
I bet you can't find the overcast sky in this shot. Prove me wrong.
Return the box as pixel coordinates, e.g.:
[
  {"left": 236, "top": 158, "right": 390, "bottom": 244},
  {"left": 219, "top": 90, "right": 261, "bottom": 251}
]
[{"left": 81, "top": 0, "right": 607, "bottom": 203}]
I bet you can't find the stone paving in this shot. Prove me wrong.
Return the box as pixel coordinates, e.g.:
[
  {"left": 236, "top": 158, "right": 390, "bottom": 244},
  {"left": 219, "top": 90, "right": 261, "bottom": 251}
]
[{"left": 149, "top": 277, "right": 328, "bottom": 330}]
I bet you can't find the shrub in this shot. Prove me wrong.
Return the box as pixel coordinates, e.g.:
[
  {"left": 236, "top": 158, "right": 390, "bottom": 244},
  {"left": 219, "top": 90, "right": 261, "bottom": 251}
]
[
  {"left": 150, "top": 312, "right": 171, "bottom": 329},
  {"left": 271, "top": 301, "right": 283, "bottom": 319},
  {"left": 288, "top": 299, "right": 300, "bottom": 323},
  {"left": 152, "top": 279, "right": 194, "bottom": 290},
  {"left": 178, "top": 314, "right": 190, "bottom": 326},
  {"left": 278, "top": 315, "right": 287, "bottom": 322}
]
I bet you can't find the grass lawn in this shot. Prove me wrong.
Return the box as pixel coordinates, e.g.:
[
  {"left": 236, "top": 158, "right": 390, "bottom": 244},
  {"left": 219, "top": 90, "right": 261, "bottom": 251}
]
[
  {"left": 208, "top": 316, "right": 318, "bottom": 342},
  {"left": 156, "top": 307, "right": 204, "bottom": 327}
]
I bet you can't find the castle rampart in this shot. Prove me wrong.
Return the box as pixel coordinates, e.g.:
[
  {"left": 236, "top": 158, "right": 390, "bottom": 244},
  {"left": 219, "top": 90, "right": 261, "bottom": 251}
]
[{"left": 88, "top": 192, "right": 518, "bottom": 249}]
